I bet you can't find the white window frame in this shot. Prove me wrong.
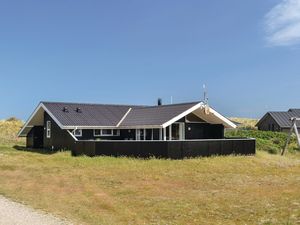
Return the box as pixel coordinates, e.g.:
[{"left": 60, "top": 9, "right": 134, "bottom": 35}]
[
  {"left": 46, "top": 121, "right": 51, "bottom": 138},
  {"left": 73, "top": 129, "right": 82, "bottom": 137},
  {"left": 93, "top": 129, "right": 120, "bottom": 137},
  {"left": 136, "top": 128, "right": 146, "bottom": 140},
  {"left": 112, "top": 129, "right": 120, "bottom": 136},
  {"left": 101, "top": 129, "right": 113, "bottom": 136},
  {"left": 94, "top": 129, "right": 101, "bottom": 137}
]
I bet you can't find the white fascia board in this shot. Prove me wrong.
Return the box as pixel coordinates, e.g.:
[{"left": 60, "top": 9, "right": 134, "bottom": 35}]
[
  {"left": 118, "top": 125, "right": 162, "bottom": 129},
  {"left": 67, "top": 130, "right": 78, "bottom": 141},
  {"left": 64, "top": 125, "right": 162, "bottom": 129},
  {"left": 162, "top": 102, "right": 203, "bottom": 128},
  {"left": 116, "top": 108, "right": 132, "bottom": 127},
  {"left": 17, "top": 102, "right": 65, "bottom": 137},
  {"left": 208, "top": 107, "right": 237, "bottom": 129},
  {"left": 40, "top": 103, "right": 65, "bottom": 129},
  {"left": 17, "top": 103, "right": 44, "bottom": 137},
  {"left": 63, "top": 126, "right": 117, "bottom": 129}
]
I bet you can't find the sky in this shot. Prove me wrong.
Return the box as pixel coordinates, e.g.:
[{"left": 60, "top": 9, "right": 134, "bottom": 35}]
[{"left": 1, "top": 0, "right": 300, "bottom": 120}]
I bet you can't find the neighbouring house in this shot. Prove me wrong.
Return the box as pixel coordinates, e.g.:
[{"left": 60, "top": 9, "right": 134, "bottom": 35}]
[
  {"left": 18, "top": 101, "right": 255, "bottom": 158},
  {"left": 256, "top": 109, "right": 300, "bottom": 132}
]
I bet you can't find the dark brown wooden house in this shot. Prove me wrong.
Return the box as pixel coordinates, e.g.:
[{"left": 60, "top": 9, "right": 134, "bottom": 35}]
[
  {"left": 256, "top": 109, "right": 300, "bottom": 132},
  {"left": 18, "top": 101, "right": 255, "bottom": 158}
]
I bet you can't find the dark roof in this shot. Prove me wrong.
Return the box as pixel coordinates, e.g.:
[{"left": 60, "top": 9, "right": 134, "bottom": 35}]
[
  {"left": 288, "top": 108, "right": 300, "bottom": 114},
  {"left": 258, "top": 110, "right": 300, "bottom": 128},
  {"left": 120, "top": 102, "right": 199, "bottom": 127},
  {"left": 42, "top": 102, "right": 141, "bottom": 127},
  {"left": 42, "top": 101, "right": 200, "bottom": 127}
]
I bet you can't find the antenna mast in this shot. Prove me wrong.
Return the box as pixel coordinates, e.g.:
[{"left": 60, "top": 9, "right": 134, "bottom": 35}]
[
  {"left": 203, "top": 84, "right": 208, "bottom": 105},
  {"left": 203, "top": 84, "right": 210, "bottom": 115}
]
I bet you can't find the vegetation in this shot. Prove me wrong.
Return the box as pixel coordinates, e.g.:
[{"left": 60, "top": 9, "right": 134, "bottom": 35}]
[
  {"left": 0, "top": 118, "right": 299, "bottom": 224},
  {"left": 229, "top": 117, "right": 258, "bottom": 129},
  {"left": 226, "top": 129, "right": 299, "bottom": 154},
  {"left": 0, "top": 118, "right": 25, "bottom": 146},
  {"left": 226, "top": 117, "right": 299, "bottom": 155}
]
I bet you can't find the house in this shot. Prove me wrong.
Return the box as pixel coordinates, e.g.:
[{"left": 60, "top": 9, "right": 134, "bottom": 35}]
[
  {"left": 256, "top": 109, "right": 300, "bottom": 132},
  {"left": 18, "top": 101, "right": 255, "bottom": 158}
]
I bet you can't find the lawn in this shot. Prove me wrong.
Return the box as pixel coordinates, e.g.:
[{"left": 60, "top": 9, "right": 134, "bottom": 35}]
[{"left": 0, "top": 119, "right": 300, "bottom": 224}]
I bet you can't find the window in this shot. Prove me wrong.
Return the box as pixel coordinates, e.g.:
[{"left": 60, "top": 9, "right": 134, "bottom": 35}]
[
  {"left": 113, "top": 129, "right": 119, "bottom": 136},
  {"left": 46, "top": 121, "right": 51, "bottom": 138},
  {"left": 94, "top": 129, "right": 101, "bottom": 137},
  {"left": 101, "top": 129, "right": 112, "bottom": 136},
  {"left": 73, "top": 129, "right": 82, "bottom": 137},
  {"left": 93, "top": 129, "right": 120, "bottom": 137}
]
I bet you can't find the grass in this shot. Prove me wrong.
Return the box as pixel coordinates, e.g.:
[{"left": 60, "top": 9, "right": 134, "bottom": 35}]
[
  {"left": 0, "top": 118, "right": 25, "bottom": 146},
  {"left": 0, "top": 118, "right": 300, "bottom": 224},
  {"left": 229, "top": 117, "right": 258, "bottom": 129}
]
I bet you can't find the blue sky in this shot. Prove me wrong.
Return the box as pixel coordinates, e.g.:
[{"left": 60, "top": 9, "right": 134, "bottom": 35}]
[{"left": 1, "top": 0, "right": 300, "bottom": 120}]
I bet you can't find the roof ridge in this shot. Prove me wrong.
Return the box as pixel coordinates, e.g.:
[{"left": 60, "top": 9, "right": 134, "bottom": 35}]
[
  {"left": 269, "top": 111, "right": 298, "bottom": 115},
  {"left": 132, "top": 101, "right": 202, "bottom": 110},
  {"left": 41, "top": 101, "right": 146, "bottom": 108},
  {"left": 268, "top": 111, "right": 289, "bottom": 113}
]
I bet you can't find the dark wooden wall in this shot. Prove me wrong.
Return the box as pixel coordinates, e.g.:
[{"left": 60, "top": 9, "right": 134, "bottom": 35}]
[
  {"left": 43, "top": 112, "right": 76, "bottom": 150},
  {"left": 72, "top": 139, "right": 256, "bottom": 159},
  {"left": 26, "top": 129, "right": 34, "bottom": 148},
  {"left": 26, "top": 126, "right": 43, "bottom": 148},
  {"left": 257, "top": 114, "right": 281, "bottom": 132},
  {"left": 185, "top": 123, "right": 224, "bottom": 139}
]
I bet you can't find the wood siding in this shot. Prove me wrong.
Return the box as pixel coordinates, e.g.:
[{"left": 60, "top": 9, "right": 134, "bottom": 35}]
[
  {"left": 43, "top": 112, "right": 75, "bottom": 150},
  {"left": 72, "top": 139, "right": 256, "bottom": 158},
  {"left": 185, "top": 123, "right": 224, "bottom": 139},
  {"left": 257, "top": 114, "right": 281, "bottom": 132},
  {"left": 26, "top": 126, "right": 43, "bottom": 148}
]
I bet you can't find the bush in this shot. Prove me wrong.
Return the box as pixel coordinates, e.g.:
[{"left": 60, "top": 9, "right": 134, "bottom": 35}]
[
  {"left": 266, "top": 146, "right": 279, "bottom": 154},
  {"left": 272, "top": 138, "right": 281, "bottom": 145},
  {"left": 225, "top": 129, "right": 298, "bottom": 154},
  {"left": 6, "top": 117, "right": 19, "bottom": 122}
]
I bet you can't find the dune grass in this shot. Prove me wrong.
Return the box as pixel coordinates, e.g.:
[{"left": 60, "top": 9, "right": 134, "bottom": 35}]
[
  {"left": 229, "top": 117, "right": 258, "bottom": 129},
  {"left": 0, "top": 146, "right": 300, "bottom": 225},
  {"left": 0, "top": 118, "right": 300, "bottom": 224},
  {"left": 0, "top": 118, "right": 25, "bottom": 146}
]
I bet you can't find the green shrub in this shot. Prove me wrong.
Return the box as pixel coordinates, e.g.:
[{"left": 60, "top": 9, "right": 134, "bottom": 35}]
[
  {"left": 6, "top": 117, "right": 19, "bottom": 122},
  {"left": 272, "top": 138, "right": 280, "bottom": 145},
  {"left": 266, "top": 146, "right": 279, "bottom": 154},
  {"left": 225, "top": 129, "right": 298, "bottom": 154}
]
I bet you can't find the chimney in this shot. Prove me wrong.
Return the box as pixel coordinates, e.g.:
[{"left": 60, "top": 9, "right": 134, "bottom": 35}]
[
  {"left": 157, "top": 98, "right": 162, "bottom": 106},
  {"left": 63, "top": 107, "right": 69, "bottom": 112},
  {"left": 76, "top": 107, "right": 82, "bottom": 113}
]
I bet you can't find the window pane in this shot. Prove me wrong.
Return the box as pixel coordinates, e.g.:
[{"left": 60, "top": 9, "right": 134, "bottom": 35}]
[
  {"left": 113, "top": 130, "right": 119, "bottom": 136},
  {"left": 102, "top": 129, "right": 112, "bottom": 135},
  {"left": 46, "top": 121, "right": 51, "bottom": 138},
  {"left": 74, "top": 129, "right": 82, "bottom": 136},
  {"left": 94, "top": 129, "right": 101, "bottom": 136}
]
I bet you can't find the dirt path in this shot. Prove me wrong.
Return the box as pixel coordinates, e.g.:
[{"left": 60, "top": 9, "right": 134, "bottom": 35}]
[{"left": 0, "top": 195, "right": 72, "bottom": 225}]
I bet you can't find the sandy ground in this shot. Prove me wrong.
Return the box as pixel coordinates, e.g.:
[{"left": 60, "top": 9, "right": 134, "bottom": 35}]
[{"left": 0, "top": 195, "right": 72, "bottom": 225}]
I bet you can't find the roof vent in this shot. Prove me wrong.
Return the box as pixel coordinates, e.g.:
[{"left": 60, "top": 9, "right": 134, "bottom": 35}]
[
  {"left": 63, "top": 107, "right": 69, "bottom": 112},
  {"left": 76, "top": 107, "right": 82, "bottom": 113}
]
